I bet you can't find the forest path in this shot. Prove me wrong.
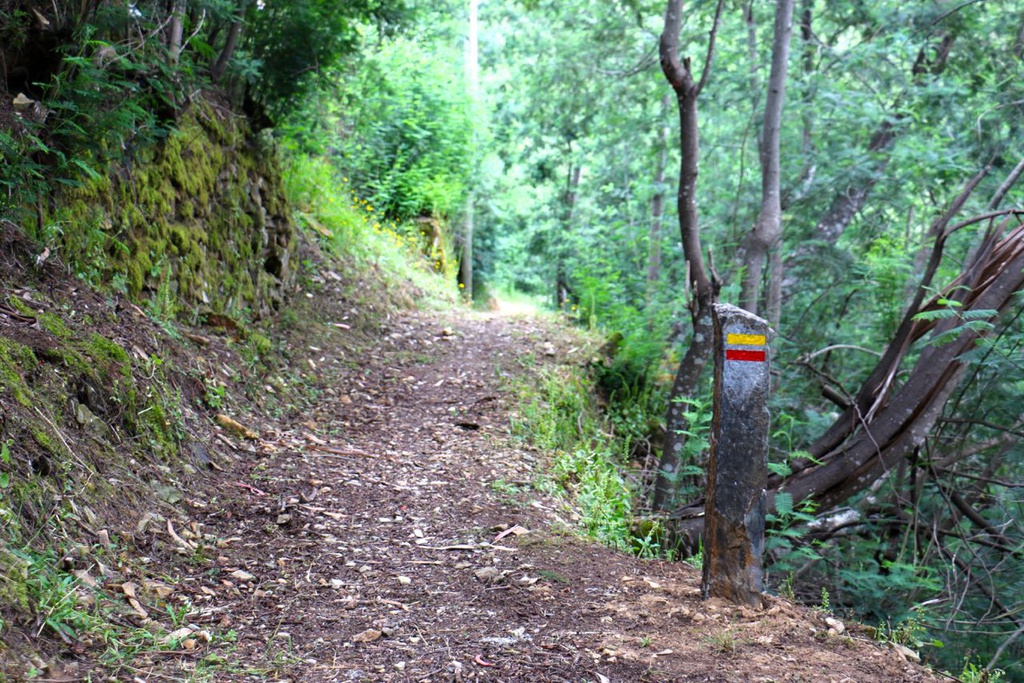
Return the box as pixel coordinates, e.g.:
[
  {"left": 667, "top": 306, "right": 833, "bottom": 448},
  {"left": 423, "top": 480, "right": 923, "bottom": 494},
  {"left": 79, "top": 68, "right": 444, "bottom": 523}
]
[{"left": 157, "top": 291, "right": 942, "bottom": 682}]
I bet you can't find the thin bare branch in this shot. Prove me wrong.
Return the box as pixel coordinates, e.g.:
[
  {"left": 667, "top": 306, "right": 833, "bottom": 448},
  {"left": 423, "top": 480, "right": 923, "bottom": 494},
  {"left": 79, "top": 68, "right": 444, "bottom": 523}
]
[
  {"left": 798, "top": 344, "right": 883, "bottom": 363},
  {"left": 989, "top": 156, "right": 1024, "bottom": 210},
  {"left": 695, "top": 0, "right": 727, "bottom": 95}
]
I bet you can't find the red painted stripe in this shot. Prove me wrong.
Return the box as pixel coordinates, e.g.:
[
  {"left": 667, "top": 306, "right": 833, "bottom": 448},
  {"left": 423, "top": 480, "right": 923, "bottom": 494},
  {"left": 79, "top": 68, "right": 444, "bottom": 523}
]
[{"left": 726, "top": 349, "right": 766, "bottom": 362}]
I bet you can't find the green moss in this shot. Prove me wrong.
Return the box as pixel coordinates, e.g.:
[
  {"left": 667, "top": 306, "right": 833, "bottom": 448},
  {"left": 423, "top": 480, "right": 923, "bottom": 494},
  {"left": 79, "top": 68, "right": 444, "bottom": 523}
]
[
  {"left": 36, "top": 312, "right": 73, "bottom": 340},
  {"left": 28, "top": 423, "right": 62, "bottom": 458},
  {"left": 84, "top": 334, "right": 130, "bottom": 369},
  {"left": 249, "top": 332, "right": 272, "bottom": 356},
  {"left": 0, "top": 546, "right": 30, "bottom": 613},
  {"left": 0, "top": 340, "right": 37, "bottom": 407},
  {"left": 6, "top": 296, "right": 37, "bottom": 319}
]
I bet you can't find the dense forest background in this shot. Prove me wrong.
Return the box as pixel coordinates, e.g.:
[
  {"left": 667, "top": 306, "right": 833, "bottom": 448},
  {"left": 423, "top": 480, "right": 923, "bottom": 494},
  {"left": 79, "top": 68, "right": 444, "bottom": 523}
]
[{"left": 3, "top": 0, "right": 1024, "bottom": 677}]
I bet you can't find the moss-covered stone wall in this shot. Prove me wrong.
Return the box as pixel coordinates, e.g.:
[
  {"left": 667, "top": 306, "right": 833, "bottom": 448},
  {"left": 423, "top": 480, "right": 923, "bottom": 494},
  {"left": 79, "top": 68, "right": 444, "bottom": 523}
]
[{"left": 49, "top": 99, "right": 296, "bottom": 319}]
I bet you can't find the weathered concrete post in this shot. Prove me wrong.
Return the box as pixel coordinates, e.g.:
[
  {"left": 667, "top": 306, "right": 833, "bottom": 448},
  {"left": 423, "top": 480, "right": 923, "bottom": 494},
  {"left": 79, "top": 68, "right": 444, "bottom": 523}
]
[{"left": 701, "top": 303, "right": 770, "bottom": 607}]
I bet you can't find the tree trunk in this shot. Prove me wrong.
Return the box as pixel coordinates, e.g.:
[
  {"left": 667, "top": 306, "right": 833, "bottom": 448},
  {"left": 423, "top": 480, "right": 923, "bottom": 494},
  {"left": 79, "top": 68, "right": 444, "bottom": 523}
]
[
  {"left": 782, "top": 216, "right": 1024, "bottom": 511},
  {"left": 779, "top": 1, "right": 816, "bottom": 212},
  {"left": 651, "top": 0, "right": 725, "bottom": 511},
  {"left": 646, "top": 93, "right": 671, "bottom": 302},
  {"left": 556, "top": 163, "right": 582, "bottom": 308},
  {"left": 209, "top": 14, "right": 243, "bottom": 81},
  {"left": 459, "top": 196, "right": 474, "bottom": 299},
  {"left": 738, "top": 0, "right": 795, "bottom": 317},
  {"left": 459, "top": 0, "right": 480, "bottom": 300},
  {"left": 168, "top": 0, "right": 184, "bottom": 64}
]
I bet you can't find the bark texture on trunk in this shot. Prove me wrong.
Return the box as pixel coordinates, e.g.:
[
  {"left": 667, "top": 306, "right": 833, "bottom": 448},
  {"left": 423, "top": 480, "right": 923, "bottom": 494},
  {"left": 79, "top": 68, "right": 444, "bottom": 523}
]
[
  {"left": 211, "top": 3, "right": 249, "bottom": 83},
  {"left": 168, "top": 1, "right": 184, "bottom": 64},
  {"left": 652, "top": 0, "right": 724, "bottom": 510},
  {"left": 459, "top": 0, "right": 479, "bottom": 300},
  {"left": 738, "top": 0, "right": 795, "bottom": 318},
  {"left": 556, "top": 163, "right": 582, "bottom": 308}
]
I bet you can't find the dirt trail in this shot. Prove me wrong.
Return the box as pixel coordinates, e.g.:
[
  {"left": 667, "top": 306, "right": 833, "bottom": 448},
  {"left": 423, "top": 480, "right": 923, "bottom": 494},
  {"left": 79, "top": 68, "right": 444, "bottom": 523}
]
[{"left": 130, "top": 297, "right": 943, "bottom": 682}]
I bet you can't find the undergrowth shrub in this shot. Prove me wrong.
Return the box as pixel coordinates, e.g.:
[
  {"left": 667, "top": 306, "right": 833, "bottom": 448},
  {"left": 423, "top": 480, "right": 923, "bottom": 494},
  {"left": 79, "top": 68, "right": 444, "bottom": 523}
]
[{"left": 510, "top": 365, "right": 637, "bottom": 551}]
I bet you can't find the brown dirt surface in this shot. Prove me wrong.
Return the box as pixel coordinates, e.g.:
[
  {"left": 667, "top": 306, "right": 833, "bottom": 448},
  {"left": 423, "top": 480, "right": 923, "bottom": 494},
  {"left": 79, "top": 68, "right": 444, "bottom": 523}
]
[{"left": 0, "top": 250, "right": 950, "bottom": 682}]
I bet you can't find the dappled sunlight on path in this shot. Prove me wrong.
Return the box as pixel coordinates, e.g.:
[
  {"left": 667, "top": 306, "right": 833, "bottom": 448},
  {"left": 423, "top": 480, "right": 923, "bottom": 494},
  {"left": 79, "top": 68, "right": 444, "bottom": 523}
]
[{"left": 490, "top": 296, "right": 540, "bottom": 317}]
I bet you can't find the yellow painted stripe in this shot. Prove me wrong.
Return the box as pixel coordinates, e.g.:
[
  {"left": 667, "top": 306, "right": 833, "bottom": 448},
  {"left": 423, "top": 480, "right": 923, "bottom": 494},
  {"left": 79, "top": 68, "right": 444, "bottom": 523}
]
[{"left": 726, "top": 333, "right": 766, "bottom": 346}]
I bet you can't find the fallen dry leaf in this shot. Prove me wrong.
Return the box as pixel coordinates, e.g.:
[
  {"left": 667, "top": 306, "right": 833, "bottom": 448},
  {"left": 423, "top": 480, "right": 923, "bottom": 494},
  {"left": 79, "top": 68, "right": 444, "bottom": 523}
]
[
  {"left": 352, "top": 628, "right": 382, "bottom": 643},
  {"left": 143, "top": 580, "right": 174, "bottom": 599},
  {"left": 493, "top": 524, "right": 529, "bottom": 542},
  {"left": 163, "top": 627, "right": 194, "bottom": 644}
]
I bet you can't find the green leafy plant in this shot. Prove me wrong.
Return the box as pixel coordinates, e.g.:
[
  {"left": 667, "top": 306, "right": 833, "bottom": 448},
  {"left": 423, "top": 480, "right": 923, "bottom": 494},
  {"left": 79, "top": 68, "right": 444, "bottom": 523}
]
[
  {"left": 0, "top": 441, "right": 10, "bottom": 491},
  {"left": 874, "top": 613, "right": 944, "bottom": 651},
  {"left": 203, "top": 380, "right": 227, "bottom": 410},
  {"left": 958, "top": 658, "right": 1005, "bottom": 683},
  {"left": 685, "top": 537, "right": 704, "bottom": 570},
  {"left": 512, "top": 366, "right": 638, "bottom": 551},
  {"left": 765, "top": 491, "right": 822, "bottom": 581},
  {"left": 706, "top": 629, "right": 737, "bottom": 654},
  {"left": 817, "top": 587, "right": 831, "bottom": 614}
]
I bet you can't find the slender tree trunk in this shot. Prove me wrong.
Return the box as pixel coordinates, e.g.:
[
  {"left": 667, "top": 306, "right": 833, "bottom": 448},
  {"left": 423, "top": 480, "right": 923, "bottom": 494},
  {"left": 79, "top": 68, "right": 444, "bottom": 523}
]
[
  {"left": 168, "top": 0, "right": 184, "bottom": 64},
  {"left": 460, "top": 198, "right": 474, "bottom": 299},
  {"left": 211, "top": 2, "right": 249, "bottom": 82},
  {"left": 779, "top": 1, "right": 817, "bottom": 211},
  {"left": 556, "top": 163, "right": 582, "bottom": 308},
  {"left": 745, "top": 1, "right": 762, "bottom": 151},
  {"left": 652, "top": 0, "right": 725, "bottom": 511},
  {"left": 646, "top": 93, "right": 671, "bottom": 302},
  {"left": 459, "top": 0, "right": 479, "bottom": 300},
  {"left": 739, "top": 0, "right": 795, "bottom": 319}
]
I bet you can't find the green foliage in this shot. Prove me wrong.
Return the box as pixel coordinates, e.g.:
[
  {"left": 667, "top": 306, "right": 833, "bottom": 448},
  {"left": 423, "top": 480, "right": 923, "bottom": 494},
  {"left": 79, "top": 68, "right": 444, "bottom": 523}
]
[
  {"left": 873, "top": 613, "right": 943, "bottom": 651},
  {"left": 203, "top": 379, "right": 227, "bottom": 410},
  {"left": 4, "top": 0, "right": 1024, "bottom": 673},
  {"left": 595, "top": 336, "right": 667, "bottom": 452},
  {"left": 511, "top": 366, "right": 637, "bottom": 551},
  {"left": 333, "top": 38, "right": 475, "bottom": 220},
  {"left": 0, "top": 129, "right": 49, "bottom": 221},
  {"left": 0, "top": 441, "right": 10, "bottom": 492},
  {"left": 670, "top": 395, "right": 712, "bottom": 473},
  {"left": 246, "top": 0, "right": 411, "bottom": 121},
  {"left": 47, "top": 37, "right": 171, "bottom": 156},
  {"left": 958, "top": 658, "right": 1005, "bottom": 683},
  {"left": 765, "top": 493, "right": 822, "bottom": 576},
  {"left": 817, "top": 587, "right": 831, "bottom": 614}
]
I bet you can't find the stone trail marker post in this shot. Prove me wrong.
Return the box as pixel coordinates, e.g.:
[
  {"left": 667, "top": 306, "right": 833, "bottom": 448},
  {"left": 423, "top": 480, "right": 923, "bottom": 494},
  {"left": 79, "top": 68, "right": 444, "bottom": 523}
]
[{"left": 701, "top": 303, "right": 770, "bottom": 607}]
